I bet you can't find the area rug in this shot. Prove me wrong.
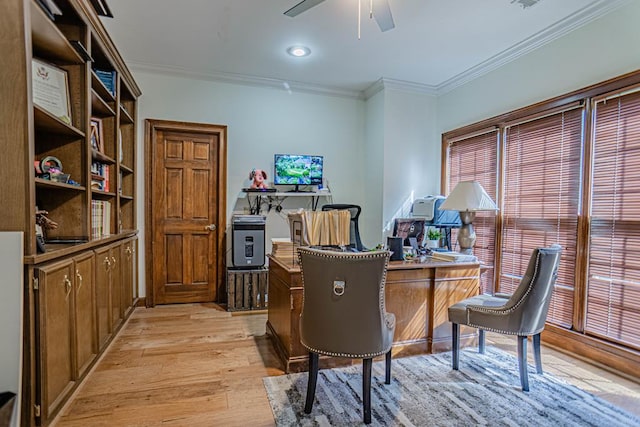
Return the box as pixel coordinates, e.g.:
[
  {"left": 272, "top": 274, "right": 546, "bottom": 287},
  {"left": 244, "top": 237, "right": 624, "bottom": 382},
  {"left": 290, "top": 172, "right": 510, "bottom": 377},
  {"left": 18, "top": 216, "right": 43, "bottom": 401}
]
[{"left": 263, "top": 347, "right": 640, "bottom": 426}]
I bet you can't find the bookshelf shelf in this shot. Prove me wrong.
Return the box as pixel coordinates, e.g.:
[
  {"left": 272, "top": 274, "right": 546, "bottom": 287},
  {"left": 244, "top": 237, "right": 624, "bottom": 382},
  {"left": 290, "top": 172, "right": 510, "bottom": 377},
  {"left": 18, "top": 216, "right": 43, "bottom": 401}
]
[
  {"left": 91, "top": 89, "right": 116, "bottom": 117},
  {"left": 91, "top": 70, "right": 115, "bottom": 101},
  {"left": 35, "top": 177, "right": 86, "bottom": 191},
  {"left": 34, "top": 106, "right": 85, "bottom": 137}
]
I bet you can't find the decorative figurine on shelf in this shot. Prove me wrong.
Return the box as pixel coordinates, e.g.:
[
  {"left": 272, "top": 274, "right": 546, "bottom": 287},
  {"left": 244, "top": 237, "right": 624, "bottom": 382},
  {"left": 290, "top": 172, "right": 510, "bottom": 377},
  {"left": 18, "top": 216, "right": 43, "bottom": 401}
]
[
  {"left": 35, "top": 209, "right": 58, "bottom": 253},
  {"left": 249, "top": 168, "right": 268, "bottom": 189},
  {"left": 36, "top": 209, "right": 59, "bottom": 232}
]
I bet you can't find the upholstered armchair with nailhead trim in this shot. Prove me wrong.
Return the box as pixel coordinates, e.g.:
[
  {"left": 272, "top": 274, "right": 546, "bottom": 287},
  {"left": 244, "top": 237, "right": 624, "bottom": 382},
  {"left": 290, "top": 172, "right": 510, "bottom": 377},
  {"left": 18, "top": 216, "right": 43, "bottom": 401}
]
[
  {"left": 448, "top": 245, "right": 562, "bottom": 391},
  {"left": 297, "top": 247, "right": 395, "bottom": 425}
]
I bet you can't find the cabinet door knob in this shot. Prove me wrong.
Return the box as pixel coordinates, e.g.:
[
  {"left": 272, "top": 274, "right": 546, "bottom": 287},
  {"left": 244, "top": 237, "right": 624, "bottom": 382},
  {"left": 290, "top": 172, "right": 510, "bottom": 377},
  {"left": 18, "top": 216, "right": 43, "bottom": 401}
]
[
  {"left": 111, "top": 256, "right": 117, "bottom": 270},
  {"left": 205, "top": 224, "right": 216, "bottom": 231},
  {"left": 125, "top": 246, "right": 132, "bottom": 258},
  {"left": 76, "top": 269, "right": 83, "bottom": 291},
  {"left": 104, "top": 257, "right": 111, "bottom": 271},
  {"left": 63, "top": 275, "right": 72, "bottom": 298}
]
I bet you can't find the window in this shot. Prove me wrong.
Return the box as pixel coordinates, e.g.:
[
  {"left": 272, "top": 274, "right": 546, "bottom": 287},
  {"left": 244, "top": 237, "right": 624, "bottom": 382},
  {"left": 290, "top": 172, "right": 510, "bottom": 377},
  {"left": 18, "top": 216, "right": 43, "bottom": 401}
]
[
  {"left": 586, "top": 90, "right": 640, "bottom": 350},
  {"left": 447, "top": 130, "right": 498, "bottom": 294},
  {"left": 442, "top": 70, "right": 640, "bottom": 373},
  {"left": 501, "top": 109, "right": 582, "bottom": 328}
]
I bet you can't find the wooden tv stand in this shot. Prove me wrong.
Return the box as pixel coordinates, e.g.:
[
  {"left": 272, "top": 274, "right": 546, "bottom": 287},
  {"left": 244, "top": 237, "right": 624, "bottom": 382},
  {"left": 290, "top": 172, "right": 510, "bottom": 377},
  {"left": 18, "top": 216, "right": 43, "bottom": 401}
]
[{"left": 266, "top": 254, "right": 481, "bottom": 373}]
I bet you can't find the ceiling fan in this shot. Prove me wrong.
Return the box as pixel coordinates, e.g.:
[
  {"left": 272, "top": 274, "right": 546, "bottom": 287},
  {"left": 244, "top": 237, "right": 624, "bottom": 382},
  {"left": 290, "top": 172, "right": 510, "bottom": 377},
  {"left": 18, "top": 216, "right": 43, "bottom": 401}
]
[{"left": 284, "top": 0, "right": 395, "bottom": 33}]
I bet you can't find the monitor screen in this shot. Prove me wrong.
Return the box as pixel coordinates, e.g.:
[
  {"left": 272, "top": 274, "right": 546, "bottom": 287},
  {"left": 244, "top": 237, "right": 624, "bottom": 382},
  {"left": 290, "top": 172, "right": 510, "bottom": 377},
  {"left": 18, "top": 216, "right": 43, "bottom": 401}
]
[
  {"left": 274, "top": 154, "right": 323, "bottom": 185},
  {"left": 393, "top": 218, "right": 426, "bottom": 246}
]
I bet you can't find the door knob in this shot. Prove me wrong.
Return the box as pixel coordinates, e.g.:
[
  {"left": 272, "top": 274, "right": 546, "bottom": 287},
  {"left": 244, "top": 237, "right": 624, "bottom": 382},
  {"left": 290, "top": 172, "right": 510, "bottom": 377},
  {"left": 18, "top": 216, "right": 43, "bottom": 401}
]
[{"left": 205, "top": 224, "right": 216, "bottom": 231}]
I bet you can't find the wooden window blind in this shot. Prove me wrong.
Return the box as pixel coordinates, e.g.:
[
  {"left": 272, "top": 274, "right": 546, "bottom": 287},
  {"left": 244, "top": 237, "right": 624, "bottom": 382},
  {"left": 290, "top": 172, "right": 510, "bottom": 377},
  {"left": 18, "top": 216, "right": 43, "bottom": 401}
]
[
  {"left": 447, "top": 130, "right": 498, "bottom": 294},
  {"left": 501, "top": 109, "right": 582, "bottom": 328},
  {"left": 586, "top": 91, "right": 640, "bottom": 350}
]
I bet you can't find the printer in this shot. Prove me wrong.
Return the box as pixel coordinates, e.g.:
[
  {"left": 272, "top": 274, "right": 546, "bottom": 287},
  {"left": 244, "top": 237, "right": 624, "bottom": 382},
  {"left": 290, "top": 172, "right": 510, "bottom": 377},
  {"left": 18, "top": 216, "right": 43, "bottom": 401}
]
[
  {"left": 411, "top": 196, "right": 462, "bottom": 227},
  {"left": 410, "top": 196, "right": 461, "bottom": 251}
]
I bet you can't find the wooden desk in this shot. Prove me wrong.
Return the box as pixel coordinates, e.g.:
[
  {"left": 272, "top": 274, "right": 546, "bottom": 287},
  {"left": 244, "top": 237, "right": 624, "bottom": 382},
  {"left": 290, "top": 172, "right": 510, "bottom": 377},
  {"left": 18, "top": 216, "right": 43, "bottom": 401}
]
[{"left": 266, "top": 255, "right": 481, "bottom": 373}]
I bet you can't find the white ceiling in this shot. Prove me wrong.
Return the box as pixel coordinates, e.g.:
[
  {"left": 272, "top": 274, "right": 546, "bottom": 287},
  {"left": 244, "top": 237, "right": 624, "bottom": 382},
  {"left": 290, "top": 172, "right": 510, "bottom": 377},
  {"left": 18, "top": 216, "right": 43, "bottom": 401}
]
[{"left": 101, "top": 0, "right": 629, "bottom": 98}]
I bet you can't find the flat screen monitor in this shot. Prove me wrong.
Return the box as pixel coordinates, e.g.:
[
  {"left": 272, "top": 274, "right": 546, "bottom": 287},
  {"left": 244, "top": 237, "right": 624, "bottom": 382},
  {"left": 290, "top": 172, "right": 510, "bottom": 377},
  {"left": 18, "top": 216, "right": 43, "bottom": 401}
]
[
  {"left": 274, "top": 154, "right": 323, "bottom": 190},
  {"left": 393, "top": 218, "right": 426, "bottom": 247}
]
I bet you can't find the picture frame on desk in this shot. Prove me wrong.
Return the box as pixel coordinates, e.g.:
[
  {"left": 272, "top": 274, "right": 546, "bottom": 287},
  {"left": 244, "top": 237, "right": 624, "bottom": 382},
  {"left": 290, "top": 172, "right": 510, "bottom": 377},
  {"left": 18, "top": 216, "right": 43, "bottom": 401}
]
[
  {"left": 90, "top": 118, "right": 104, "bottom": 152},
  {"left": 31, "top": 58, "right": 71, "bottom": 125}
]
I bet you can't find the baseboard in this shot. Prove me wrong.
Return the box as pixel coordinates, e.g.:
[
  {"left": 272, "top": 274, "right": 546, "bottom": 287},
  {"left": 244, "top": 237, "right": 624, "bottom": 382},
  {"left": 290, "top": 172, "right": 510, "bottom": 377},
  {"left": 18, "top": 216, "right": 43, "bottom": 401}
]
[{"left": 542, "top": 326, "right": 640, "bottom": 382}]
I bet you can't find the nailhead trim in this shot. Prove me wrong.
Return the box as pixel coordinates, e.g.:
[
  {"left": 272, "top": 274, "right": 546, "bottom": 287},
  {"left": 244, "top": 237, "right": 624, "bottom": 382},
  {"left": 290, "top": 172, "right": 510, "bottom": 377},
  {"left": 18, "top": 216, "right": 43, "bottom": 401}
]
[
  {"left": 301, "top": 342, "right": 392, "bottom": 359},
  {"left": 298, "top": 247, "right": 392, "bottom": 358},
  {"left": 464, "top": 249, "right": 559, "bottom": 335}
]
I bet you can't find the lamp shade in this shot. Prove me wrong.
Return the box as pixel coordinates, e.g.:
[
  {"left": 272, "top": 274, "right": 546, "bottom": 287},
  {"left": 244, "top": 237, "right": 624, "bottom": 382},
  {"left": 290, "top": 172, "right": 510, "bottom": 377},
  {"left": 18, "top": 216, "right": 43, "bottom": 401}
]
[{"left": 439, "top": 181, "right": 498, "bottom": 212}]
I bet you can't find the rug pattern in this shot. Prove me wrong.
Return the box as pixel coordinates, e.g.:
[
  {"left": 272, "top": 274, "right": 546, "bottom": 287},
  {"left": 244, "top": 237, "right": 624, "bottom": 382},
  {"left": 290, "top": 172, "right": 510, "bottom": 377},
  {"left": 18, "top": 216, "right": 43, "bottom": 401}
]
[{"left": 263, "top": 347, "right": 640, "bottom": 426}]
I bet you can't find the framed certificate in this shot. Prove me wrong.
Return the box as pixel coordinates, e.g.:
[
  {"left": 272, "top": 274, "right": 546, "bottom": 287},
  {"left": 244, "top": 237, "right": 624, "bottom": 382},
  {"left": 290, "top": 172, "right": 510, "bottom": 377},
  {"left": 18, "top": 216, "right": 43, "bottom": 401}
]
[{"left": 31, "top": 58, "right": 72, "bottom": 125}]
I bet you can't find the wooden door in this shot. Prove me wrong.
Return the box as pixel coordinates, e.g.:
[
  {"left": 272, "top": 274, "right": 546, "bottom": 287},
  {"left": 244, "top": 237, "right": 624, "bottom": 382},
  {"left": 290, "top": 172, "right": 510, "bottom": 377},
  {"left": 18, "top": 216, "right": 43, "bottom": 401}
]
[
  {"left": 146, "top": 120, "right": 227, "bottom": 305},
  {"left": 36, "top": 258, "right": 75, "bottom": 421},
  {"left": 73, "top": 252, "right": 96, "bottom": 378}
]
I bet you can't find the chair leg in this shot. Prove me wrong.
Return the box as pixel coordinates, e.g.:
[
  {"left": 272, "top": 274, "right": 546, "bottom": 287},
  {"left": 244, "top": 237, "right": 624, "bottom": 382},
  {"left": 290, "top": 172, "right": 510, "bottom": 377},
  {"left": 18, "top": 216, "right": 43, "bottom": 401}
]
[
  {"left": 533, "top": 333, "right": 543, "bottom": 374},
  {"left": 385, "top": 349, "right": 392, "bottom": 384},
  {"left": 452, "top": 323, "right": 460, "bottom": 370},
  {"left": 363, "top": 358, "right": 373, "bottom": 424},
  {"left": 478, "top": 329, "right": 485, "bottom": 354},
  {"left": 305, "top": 352, "right": 319, "bottom": 414},
  {"left": 517, "top": 335, "right": 529, "bottom": 392}
]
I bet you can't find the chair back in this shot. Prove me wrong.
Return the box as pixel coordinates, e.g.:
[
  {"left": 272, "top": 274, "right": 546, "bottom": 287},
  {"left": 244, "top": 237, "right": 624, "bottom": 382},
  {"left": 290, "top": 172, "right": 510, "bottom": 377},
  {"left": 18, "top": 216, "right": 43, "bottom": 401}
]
[
  {"left": 298, "top": 247, "right": 392, "bottom": 358},
  {"left": 321, "top": 204, "right": 364, "bottom": 250},
  {"left": 475, "top": 245, "right": 561, "bottom": 335}
]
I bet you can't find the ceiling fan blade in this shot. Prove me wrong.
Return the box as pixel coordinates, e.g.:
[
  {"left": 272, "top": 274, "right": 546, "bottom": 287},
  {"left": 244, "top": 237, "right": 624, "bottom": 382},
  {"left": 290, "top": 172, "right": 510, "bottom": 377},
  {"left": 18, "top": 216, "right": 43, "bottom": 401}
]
[
  {"left": 372, "top": 0, "right": 395, "bottom": 32},
  {"left": 284, "top": 0, "right": 327, "bottom": 17}
]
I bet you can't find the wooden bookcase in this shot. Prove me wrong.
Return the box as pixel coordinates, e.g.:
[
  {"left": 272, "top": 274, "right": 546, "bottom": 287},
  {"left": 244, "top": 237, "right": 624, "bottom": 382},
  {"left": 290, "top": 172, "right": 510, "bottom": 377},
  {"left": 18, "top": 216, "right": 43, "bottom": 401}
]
[{"left": 0, "top": 1, "right": 141, "bottom": 425}]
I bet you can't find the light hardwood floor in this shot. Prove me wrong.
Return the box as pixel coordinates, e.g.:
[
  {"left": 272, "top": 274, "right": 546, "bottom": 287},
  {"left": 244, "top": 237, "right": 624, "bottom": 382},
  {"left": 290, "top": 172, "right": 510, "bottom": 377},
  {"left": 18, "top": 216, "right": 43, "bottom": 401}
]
[{"left": 53, "top": 303, "right": 640, "bottom": 426}]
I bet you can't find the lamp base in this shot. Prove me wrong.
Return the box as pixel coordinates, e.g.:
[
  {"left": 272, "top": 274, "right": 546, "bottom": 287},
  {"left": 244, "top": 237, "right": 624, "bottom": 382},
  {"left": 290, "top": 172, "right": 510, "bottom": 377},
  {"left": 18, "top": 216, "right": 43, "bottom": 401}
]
[{"left": 457, "top": 211, "right": 476, "bottom": 254}]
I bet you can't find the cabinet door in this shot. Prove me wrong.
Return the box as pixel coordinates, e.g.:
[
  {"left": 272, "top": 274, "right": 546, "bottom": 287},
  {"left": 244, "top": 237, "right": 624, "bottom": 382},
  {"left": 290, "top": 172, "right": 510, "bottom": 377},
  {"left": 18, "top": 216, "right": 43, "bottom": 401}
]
[
  {"left": 36, "top": 259, "right": 75, "bottom": 421},
  {"left": 74, "top": 252, "right": 97, "bottom": 378},
  {"left": 94, "top": 246, "right": 112, "bottom": 350},
  {"left": 121, "top": 238, "right": 135, "bottom": 317},
  {"left": 110, "top": 243, "right": 123, "bottom": 330}
]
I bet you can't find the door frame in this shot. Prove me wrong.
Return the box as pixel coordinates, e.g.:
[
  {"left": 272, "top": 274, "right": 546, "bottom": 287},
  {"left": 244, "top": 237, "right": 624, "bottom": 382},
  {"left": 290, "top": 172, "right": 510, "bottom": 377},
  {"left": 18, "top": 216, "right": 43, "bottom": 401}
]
[{"left": 144, "top": 119, "right": 227, "bottom": 307}]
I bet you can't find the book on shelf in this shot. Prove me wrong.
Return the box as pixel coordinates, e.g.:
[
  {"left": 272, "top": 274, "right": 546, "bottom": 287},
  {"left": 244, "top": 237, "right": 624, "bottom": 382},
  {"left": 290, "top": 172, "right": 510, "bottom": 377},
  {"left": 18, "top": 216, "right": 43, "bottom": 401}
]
[
  {"left": 118, "top": 128, "right": 123, "bottom": 162},
  {"left": 89, "top": 0, "right": 114, "bottom": 18},
  {"left": 94, "top": 69, "right": 116, "bottom": 96},
  {"left": 430, "top": 251, "right": 478, "bottom": 263},
  {"left": 91, "top": 162, "right": 110, "bottom": 192},
  {"left": 70, "top": 40, "right": 93, "bottom": 62},
  {"left": 91, "top": 200, "right": 111, "bottom": 238},
  {"left": 35, "top": 0, "right": 62, "bottom": 20}
]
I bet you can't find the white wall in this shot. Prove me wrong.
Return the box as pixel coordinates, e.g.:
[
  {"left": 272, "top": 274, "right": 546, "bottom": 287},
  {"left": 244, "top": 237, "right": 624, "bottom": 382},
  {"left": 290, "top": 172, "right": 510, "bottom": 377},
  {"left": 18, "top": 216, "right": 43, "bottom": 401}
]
[
  {"left": 437, "top": 1, "right": 640, "bottom": 134},
  {"left": 382, "top": 89, "right": 438, "bottom": 238},
  {"left": 133, "top": 72, "right": 366, "bottom": 295},
  {"left": 363, "top": 90, "right": 385, "bottom": 248}
]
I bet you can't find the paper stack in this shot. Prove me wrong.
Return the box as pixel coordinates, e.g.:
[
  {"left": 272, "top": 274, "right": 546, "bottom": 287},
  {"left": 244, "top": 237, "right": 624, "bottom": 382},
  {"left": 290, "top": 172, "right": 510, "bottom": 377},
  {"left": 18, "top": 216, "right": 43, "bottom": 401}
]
[
  {"left": 431, "top": 251, "right": 478, "bottom": 262},
  {"left": 271, "top": 238, "right": 296, "bottom": 263}
]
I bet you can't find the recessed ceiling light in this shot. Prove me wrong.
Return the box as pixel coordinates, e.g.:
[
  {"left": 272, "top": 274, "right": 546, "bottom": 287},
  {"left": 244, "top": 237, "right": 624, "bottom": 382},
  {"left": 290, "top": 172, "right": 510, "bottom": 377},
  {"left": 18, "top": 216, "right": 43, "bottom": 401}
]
[{"left": 287, "top": 46, "right": 311, "bottom": 57}]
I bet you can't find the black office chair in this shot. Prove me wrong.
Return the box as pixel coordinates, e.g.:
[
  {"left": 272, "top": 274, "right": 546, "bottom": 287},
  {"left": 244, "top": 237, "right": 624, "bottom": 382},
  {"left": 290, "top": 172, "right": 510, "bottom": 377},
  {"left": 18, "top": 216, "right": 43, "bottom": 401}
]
[{"left": 321, "top": 204, "right": 365, "bottom": 251}]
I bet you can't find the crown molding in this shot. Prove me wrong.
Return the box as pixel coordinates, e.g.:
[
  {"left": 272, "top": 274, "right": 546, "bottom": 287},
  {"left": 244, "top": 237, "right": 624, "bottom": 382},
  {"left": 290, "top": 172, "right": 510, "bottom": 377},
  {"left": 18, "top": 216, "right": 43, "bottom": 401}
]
[
  {"left": 436, "top": 0, "right": 632, "bottom": 95},
  {"left": 126, "top": 0, "right": 631, "bottom": 101},
  {"left": 127, "top": 61, "right": 364, "bottom": 100},
  {"left": 363, "top": 78, "right": 438, "bottom": 100}
]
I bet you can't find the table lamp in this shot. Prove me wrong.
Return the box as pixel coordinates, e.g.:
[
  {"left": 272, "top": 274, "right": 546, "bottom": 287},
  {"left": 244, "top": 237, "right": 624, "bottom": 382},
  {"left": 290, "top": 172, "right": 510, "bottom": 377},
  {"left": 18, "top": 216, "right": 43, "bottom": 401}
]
[{"left": 438, "top": 181, "right": 498, "bottom": 254}]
